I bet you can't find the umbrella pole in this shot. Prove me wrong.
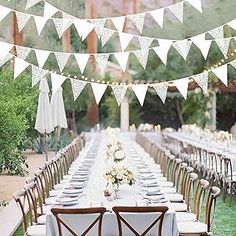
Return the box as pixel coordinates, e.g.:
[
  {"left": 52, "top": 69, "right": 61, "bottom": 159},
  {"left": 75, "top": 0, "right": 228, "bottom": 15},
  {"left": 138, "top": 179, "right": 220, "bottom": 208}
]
[
  {"left": 44, "top": 133, "right": 48, "bottom": 161},
  {"left": 55, "top": 127, "right": 61, "bottom": 155}
]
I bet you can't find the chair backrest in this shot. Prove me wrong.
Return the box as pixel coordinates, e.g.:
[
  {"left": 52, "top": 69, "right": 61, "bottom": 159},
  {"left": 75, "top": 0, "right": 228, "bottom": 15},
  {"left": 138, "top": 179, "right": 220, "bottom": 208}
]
[
  {"left": 51, "top": 207, "right": 106, "bottom": 236},
  {"left": 112, "top": 206, "right": 168, "bottom": 236}
]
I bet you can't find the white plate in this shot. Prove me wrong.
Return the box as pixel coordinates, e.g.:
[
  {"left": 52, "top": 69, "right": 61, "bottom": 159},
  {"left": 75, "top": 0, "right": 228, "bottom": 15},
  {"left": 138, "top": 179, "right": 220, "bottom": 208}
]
[{"left": 63, "top": 189, "right": 82, "bottom": 194}]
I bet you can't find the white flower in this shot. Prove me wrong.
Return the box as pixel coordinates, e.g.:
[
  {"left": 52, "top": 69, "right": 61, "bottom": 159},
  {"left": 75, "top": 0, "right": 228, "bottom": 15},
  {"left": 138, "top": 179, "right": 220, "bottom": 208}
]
[{"left": 114, "top": 150, "right": 125, "bottom": 160}]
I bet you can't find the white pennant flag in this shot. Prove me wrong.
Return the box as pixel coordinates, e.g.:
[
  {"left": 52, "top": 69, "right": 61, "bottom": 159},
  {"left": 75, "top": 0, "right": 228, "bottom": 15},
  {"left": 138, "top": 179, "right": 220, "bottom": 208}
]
[
  {"left": 15, "top": 45, "right": 31, "bottom": 60},
  {"left": 0, "top": 54, "right": 13, "bottom": 67},
  {"left": 208, "top": 26, "right": 224, "bottom": 39},
  {"left": 119, "top": 32, "right": 133, "bottom": 51},
  {"left": 31, "top": 65, "right": 48, "bottom": 87},
  {"left": 230, "top": 60, "right": 236, "bottom": 69},
  {"left": 50, "top": 73, "right": 66, "bottom": 95},
  {"left": 54, "top": 52, "right": 70, "bottom": 72},
  {"left": 185, "top": 0, "right": 202, "bottom": 13},
  {"left": 227, "top": 19, "right": 236, "bottom": 31},
  {"left": 132, "top": 84, "right": 148, "bottom": 106},
  {"left": 168, "top": 2, "right": 184, "bottom": 23},
  {"left": 191, "top": 33, "right": 211, "bottom": 59},
  {"left": 134, "top": 49, "right": 149, "bottom": 69},
  {"left": 90, "top": 18, "right": 107, "bottom": 39},
  {"left": 15, "top": 12, "right": 31, "bottom": 32},
  {"left": 74, "top": 54, "right": 90, "bottom": 74},
  {"left": 70, "top": 79, "right": 87, "bottom": 100},
  {"left": 0, "top": 5, "right": 11, "bottom": 22},
  {"left": 128, "top": 13, "right": 146, "bottom": 33},
  {"left": 212, "top": 64, "right": 228, "bottom": 86},
  {"left": 53, "top": 18, "right": 73, "bottom": 38},
  {"left": 14, "top": 57, "right": 30, "bottom": 79},
  {"left": 172, "top": 40, "right": 192, "bottom": 60},
  {"left": 44, "top": 2, "right": 58, "bottom": 18},
  {"left": 25, "top": 0, "right": 41, "bottom": 10},
  {"left": 91, "top": 83, "right": 107, "bottom": 104},
  {"left": 101, "top": 28, "right": 114, "bottom": 47},
  {"left": 34, "top": 16, "right": 48, "bottom": 35},
  {"left": 114, "top": 51, "right": 129, "bottom": 72},
  {"left": 35, "top": 49, "right": 51, "bottom": 68},
  {"left": 111, "top": 16, "right": 125, "bottom": 32},
  {"left": 192, "top": 72, "right": 208, "bottom": 94},
  {"left": 215, "top": 38, "right": 231, "bottom": 57},
  {"left": 111, "top": 84, "right": 128, "bottom": 106},
  {"left": 0, "top": 42, "right": 13, "bottom": 63},
  {"left": 150, "top": 8, "right": 164, "bottom": 28},
  {"left": 74, "top": 20, "right": 95, "bottom": 41},
  {"left": 173, "top": 78, "right": 189, "bottom": 99},
  {"left": 152, "top": 82, "right": 168, "bottom": 103},
  {"left": 153, "top": 39, "right": 172, "bottom": 65},
  {"left": 94, "top": 54, "right": 110, "bottom": 74},
  {"left": 138, "top": 36, "right": 153, "bottom": 49}
]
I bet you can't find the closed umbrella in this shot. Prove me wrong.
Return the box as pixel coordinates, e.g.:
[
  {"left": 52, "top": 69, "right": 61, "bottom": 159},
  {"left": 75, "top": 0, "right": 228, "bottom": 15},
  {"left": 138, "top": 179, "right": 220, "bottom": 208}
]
[{"left": 35, "top": 78, "right": 54, "bottom": 160}]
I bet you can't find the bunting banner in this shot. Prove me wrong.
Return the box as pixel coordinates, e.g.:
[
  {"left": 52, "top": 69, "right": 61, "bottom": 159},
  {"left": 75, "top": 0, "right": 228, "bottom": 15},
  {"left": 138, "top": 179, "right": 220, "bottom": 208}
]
[
  {"left": 215, "top": 38, "right": 231, "bottom": 57},
  {"left": 91, "top": 83, "right": 107, "bottom": 104},
  {"left": 50, "top": 73, "right": 66, "bottom": 95},
  {"left": 133, "top": 49, "right": 149, "bottom": 69},
  {"left": 25, "top": 0, "right": 42, "bottom": 10},
  {"left": 132, "top": 84, "right": 148, "bottom": 106},
  {"left": 94, "top": 54, "right": 110, "bottom": 74},
  {"left": 192, "top": 72, "right": 208, "bottom": 94},
  {"left": 74, "top": 54, "right": 90, "bottom": 74},
  {"left": 212, "top": 64, "right": 228, "bottom": 86},
  {"left": 191, "top": 34, "right": 211, "bottom": 59},
  {"left": 35, "top": 49, "right": 51, "bottom": 68},
  {"left": 128, "top": 13, "right": 146, "bottom": 33},
  {"left": 0, "top": 5, "right": 11, "bottom": 22},
  {"left": 111, "top": 16, "right": 125, "bottom": 32},
  {"left": 172, "top": 40, "right": 192, "bottom": 60},
  {"left": 150, "top": 8, "right": 164, "bottom": 28},
  {"left": 119, "top": 32, "right": 133, "bottom": 52},
  {"left": 70, "top": 79, "right": 87, "bottom": 101},
  {"left": 111, "top": 84, "right": 128, "bottom": 106},
  {"left": 173, "top": 77, "right": 189, "bottom": 99},
  {"left": 34, "top": 16, "right": 48, "bottom": 35},
  {"left": 31, "top": 65, "right": 48, "bottom": 87},
  {"left": 153, "top": 39, "right": 172, "bottom": 65},
  {"left": 152, "top": 82, "right": 169, "bottom": 103},
  {"left": 168, "top": 2, "right": 184, "bottom": 23},
  {"left": 114, "top": 51, "right": 129, "bottom": 72},
  {"left": 14, "top": 57, "right": 30, "bottom": 79},
  {"left": 15, "top": 12, "right": 31, "bottom": 32},
  {"left": 54, "top": 52, "right": 70, "bottom": 72}
]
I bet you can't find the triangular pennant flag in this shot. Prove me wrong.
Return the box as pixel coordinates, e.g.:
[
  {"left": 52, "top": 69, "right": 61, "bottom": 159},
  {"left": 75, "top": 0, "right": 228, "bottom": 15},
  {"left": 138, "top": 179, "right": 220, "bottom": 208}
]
[
  {"left": 74, "top": 20, "right": 95, "bottom": 41},
  {"left": 173, "top": 78, "right": 189, "bottom": 99},
  {"left": 101, "top": 28, "right": 114, "bottom": 47},
  {"left": 111, "top": 16, "right": 125, "bottom": 32},
  {"left": 14, "top": 57, "right": 30, "bottom": 79},
  {"left": 111, "top": 84, "right": 128, "bottom": 106},
  {"left": 50, "top": 73, "right": 66, "bottom": 95},
  {"left": 150, "top": 8, "right": 164, "bottom": 28},
  {"left": 227, "top": 19, "right": 236, "bottom": 31},
  {"left": 15, "top": 12, "right": 31, "bottom": 32},
  {"left": 230, "top": 60, "right": 236, "bottom": 69},
  {"left": 172, "top": 40, "right": 192, "bottom": 60},
  {"left": 191, "top": 33, "right": 211, "bottom": 59},
  {"left": 15, "top": 45, "right": 31, "bottom": 60},
  {"left": 35, "top": 49, "right": 51, "bottom": 68},
  {"left": 0, "top": 42, "right": 13, "bottom": 63},
  {"left": 185, "top": 0, "right": 202, "bottom": 13},
  {"left": 114, "top": 51, "right": 129, "bottom": 72},
  {"left": 44, "top": 2, "right": 58, "bottom": 18},
  {"left": 34, "top": 16, "right": 48, "bottom": 35},
  {"left": 53, "top": 18, "right": 73, "bottom": 38},
  {"left": 70, "top": 79, "right": 87, "bottom": 100},
  {"left": 31, "top": 65, "right": 48, "bottom": 87},
  {"left": 91, "top": 83, "right": 107, "bottom": 104},
  {"left": 0, "top": 54, "right": 13, "bottom": 67},
  {"left": 152, "top": 82, "right": 168, "bottom": 103},
  {"left": 138, "top": 36, "right": 153, "bottom": 49},
  {"left": 134, "top": 49, "right": 149, "bottom": 69},
  {"left": 192, "top": 72, "right": 208, "bottom": 94},
  {"left": 128, "top": 13, "right": 146, "bottom": 33},
  {"left": 153, "top": 39, "right": 172, "bottom": 65},
  {"left": 62, "top": 12, "right": 75, "bottom": 20},
  {"left": 215, "top": 38, "right": 231, "bottom": 57},
  {"left": 168, "top": 2, "right": 184, "bottom": 23},
  {"left": 54, "top": 52, "right": 70, "bottom": 72},
  {"left": 90, "top": 18, "right": 107, "bottom": 39},
  {"left": 74, "top": 54, "right": 90, "bottom": 74},
  {"left": 0, "top": 5, "right": 11, "bottom": 22},
  {"left": 208, "top": 26, "right": 224, "bottom": 39},
  {"left": 25, "top": 0, "right": 41, "bottom": 10},
  {"left": 132, "top": 84, "right": 148, "bottom": 106},
  {"left": 212, "top": 64, "right": 228, "bottom": 86},
  {"left": 94, "top": 54, "right": 110, "bottom": 74},
  {"left": 119, "top": 32, "right": 133, "bottom": 51}
]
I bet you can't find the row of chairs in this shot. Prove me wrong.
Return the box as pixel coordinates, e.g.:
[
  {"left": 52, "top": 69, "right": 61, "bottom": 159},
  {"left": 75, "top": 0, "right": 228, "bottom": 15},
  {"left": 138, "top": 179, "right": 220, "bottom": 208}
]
[{"left": 136, "top": 132, "right": 221, "bottom": 236}]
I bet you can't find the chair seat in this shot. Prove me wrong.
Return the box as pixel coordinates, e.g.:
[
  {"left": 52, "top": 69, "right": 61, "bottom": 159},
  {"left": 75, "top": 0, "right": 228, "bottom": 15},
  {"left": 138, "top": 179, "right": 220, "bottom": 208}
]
[
  {"left": 171, "top": 203, "right": 187, "bottom": 212},
  {"left": 38, "top": 215, "right": 46, "bottom": 224},
  {"left": 176, "top": 212, "right": 196, "bottom": 222},
  {"left": 177, "top": 222, "right": 207, "bottom": 234},
  {"left": 165, "top": 193, "right": 183, "bottom": 202},
  {"left": 162, "top": 187, "right": 177, "bottom": 194},
  {"left": 54, "top": 184, "right": 64, "bottom": 190},
  {"left": 27, "top": 225, "right": 46, "bottom": 236}
]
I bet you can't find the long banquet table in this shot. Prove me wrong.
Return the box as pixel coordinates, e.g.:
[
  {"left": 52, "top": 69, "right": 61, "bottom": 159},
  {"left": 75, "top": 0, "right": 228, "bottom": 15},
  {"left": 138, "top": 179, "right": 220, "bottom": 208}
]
[{"left": 46, "top": 132, "right": 179, "bottom": 236}]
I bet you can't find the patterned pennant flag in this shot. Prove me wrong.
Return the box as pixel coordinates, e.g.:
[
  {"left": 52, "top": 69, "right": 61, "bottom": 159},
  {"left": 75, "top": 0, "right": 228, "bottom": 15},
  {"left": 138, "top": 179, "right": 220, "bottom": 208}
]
[
  {"left": 128, "top": 13, "right": 146, "bottom": 33},
  {"left": 111, "top": 84, "right": 128, "bottom": 106},
  {"left": 54, "top": 52, "right": 70, "bottom": 72},
  {"left": 15, "top": 12, "right": 31, "bottom": 32},
  {"left": 152, "top": 82, "right": 168, "bottom": 103},
  {"left": 192, "top": 72, "right": 208, "bottom": 94},
  {"left": 70, "top": 79, "right": 87, "bottom": 100},
  {"left": 168, "top": 2, "right": 184, "bottom": 23},
  {"left": 31, "top": 65, "right": 48, "bottom": 87},
  {"left": 133, "top": 49, "right": 149, "bottom": 69}
]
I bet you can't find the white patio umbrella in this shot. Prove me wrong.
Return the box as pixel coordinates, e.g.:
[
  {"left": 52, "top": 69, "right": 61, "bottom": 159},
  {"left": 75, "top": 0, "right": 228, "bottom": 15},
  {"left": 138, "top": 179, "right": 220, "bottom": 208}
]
[
  {"left": 50, "top": 86, "right": 68, "bottom": 153},
  {"left": 35, "top": 78, "right": 54, "bottom": 160}
]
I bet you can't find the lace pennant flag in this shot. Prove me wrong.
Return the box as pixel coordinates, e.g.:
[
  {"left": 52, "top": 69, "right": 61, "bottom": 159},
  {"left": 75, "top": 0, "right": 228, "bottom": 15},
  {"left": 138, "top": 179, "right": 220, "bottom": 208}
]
[
  {"left": 14, "top": 57, "right": 30, "bottom": 79},
  {"left": 94, "top": 54, "right": 110, "bottom": 74},
  {"left": 0, "top": 5, "right": 11, "bottom": 22},
  {"left": 150, "top": 8, "right": 164, "bottom": 28},
  {"left": 101, "top": 28, "right": 114, "bottom": 47},
  {"left": 74, "top": 20, "right": 95, "bottom": 41},
  {"left": 0, "top": 42, "right": 13, "bottom": 63},
  {"left": 74, "top": 54, "right": 90, "bottom": 74},
  {"left": 111, "top": 16, "right": 125, "bottom": 32},
  {"left": 172, "top": 40, "right": 192, "bottom": 60},
  {"left": 0, "top": 54, "right": 13, "bottom": 67},
  {"left": 35, "top": 49, "right": 51, "bottom": 68},
  {"left": 31, "top": 65, "right": 48, "bottom": 87},
  {"left": 119, "top": 32, "right": 133, "bottom": 51},
  {"left": 138, "top": 36, "right": 153, "bottom": 50},
  {"left": 227, "top": 19, "right": 236, "bottom": 31},
  {"left": 153, "top": 39, "right": 172, "bottom": 65},
  {"left": 152, "top": 82, "right": 168, "bottom": 103},
  {"left": 50, "top": 73, "right": 66, "bottom": 95},
  {"left": 90, "top": 18, "right": 107, "bottom": 39},
  {"left": 185, "top": 0, "right": 202, "bottom": 13},
  {"left": 212, "top": 64, "right": 228, "bottom": 86},
  {"left": 132, "top": 84, "right": 148, "bottom": 106},
  {"left": 215, "top": 38, "right": 231, "bottom": 57},
  {"left": 168, "top": 2, "right": 184, "bottom": 23},
  {"left": 15, "top": 12, "right": 31, "bottom": 32},
  {"left": 91, "top": 83, "right": 107, "bottom": 104},
  {"left": 53, "top": 18, "right": 73, "bottom": 38},
  {"left": 25, "top": 0, "right": 41, "bottom": 10},
  {"left": 70, "top": 79, "right": 87, "bottom": 100},
  {"left": 15, "top": 46, "right": 31, "bottom": 60},
  {"left": 208, "top": 26, "right": 224, "bottom": 39},
  {"left": 128, "top": 13, "right": 146, "bottom": 33},
  {"left": 192, "top": 72, "right": 208, "bottom": 94},
  {"left": 230, "top": 60, "right": 236, "bottom": 69},
  {"left": 173, "top": 78, "right": 189, "bottom": 99},
  {"left": 111, "top": 84, "right": 128, "bottom": 106},
  {"left": 134, "top": 49, "right": 149, "bottom": 69},
  {"left": 34, "top": 16, "right": 48, "bottom": 35},
  {"left": 44, "top": 2, "right": 58, "bottom": 18},
  {"left": 114, "top": 51, "right": 129, "bottom": 72},
  {"left": 54, "top": 52, "right": 70, "bottom": 72}
]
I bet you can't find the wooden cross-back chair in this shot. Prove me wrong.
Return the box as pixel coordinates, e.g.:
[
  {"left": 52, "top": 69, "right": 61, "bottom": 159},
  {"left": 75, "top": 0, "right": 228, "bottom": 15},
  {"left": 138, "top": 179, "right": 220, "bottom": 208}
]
[
  {"left": 112, "top": 206, "right": 168, "bottom": 236},
  {"left": 51, "top": 207, "right": 106, "bottom": 236}
]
